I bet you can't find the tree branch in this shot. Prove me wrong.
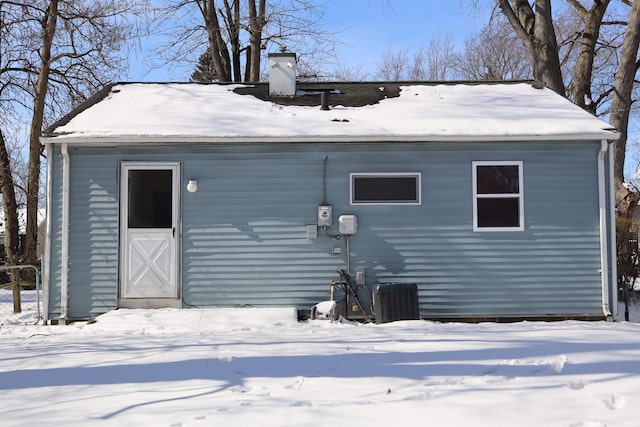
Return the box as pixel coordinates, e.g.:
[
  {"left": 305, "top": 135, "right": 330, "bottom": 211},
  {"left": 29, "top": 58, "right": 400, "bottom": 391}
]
[
  {"left": 496, "top": 0, "right": 534, "bottom": 50},
  {"left": 565, "top": 0, "right": 588, "bottom": 18}
]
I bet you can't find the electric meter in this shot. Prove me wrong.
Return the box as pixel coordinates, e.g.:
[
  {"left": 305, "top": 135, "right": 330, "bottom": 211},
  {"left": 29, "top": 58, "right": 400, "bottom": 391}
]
[{"left": 318, "top": 205, "right": 332, "bottom": 226}]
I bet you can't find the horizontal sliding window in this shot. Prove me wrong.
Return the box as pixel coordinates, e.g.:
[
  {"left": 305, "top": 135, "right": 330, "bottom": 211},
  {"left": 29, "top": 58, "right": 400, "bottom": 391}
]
[
  {"left": 351, "top": 173, "right": 421, "bottom": 205},
  {"left": 472, "top": 161, "right": 523, "bottom": 231}
]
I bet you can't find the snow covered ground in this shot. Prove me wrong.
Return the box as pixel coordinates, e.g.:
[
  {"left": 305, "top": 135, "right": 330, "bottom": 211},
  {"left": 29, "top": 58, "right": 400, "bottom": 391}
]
[{"left": 1, "top": 289, "right": 640, "bottom": 427}]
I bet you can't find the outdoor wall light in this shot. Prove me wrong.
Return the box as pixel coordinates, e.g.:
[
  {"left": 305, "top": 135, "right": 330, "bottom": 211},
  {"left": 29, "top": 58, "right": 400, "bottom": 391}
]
[{"left": 186, "top": 179, "right": 198, "bottom": 193}]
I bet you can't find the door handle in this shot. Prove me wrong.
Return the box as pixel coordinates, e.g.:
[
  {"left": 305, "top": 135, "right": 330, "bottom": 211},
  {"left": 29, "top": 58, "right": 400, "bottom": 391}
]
[{"left": 173, "top": 227, "right": 175, "bottom": 238}]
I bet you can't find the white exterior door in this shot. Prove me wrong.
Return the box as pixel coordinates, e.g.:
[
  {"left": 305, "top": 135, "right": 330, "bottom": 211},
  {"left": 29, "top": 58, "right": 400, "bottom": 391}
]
[{"left": 120, "top": 163, "right": 180, "bottom": 299}]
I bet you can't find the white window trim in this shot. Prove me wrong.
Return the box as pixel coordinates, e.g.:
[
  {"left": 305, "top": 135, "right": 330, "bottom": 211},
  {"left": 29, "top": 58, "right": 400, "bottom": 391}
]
[
  {"left": 350, "top": 172, "right": 421, "bottom": 205},
  {"left": 472, "top": 161, "right": 524, "bottom": 232}
]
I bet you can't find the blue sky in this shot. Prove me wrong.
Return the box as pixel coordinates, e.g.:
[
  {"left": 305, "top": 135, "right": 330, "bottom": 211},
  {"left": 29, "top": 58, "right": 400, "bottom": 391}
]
[
  {"left": 127, "top": 1, "right": 489, "bottom": 81},
  {"left": 325, "top": 1, "right": 486, "bottom": 67}
]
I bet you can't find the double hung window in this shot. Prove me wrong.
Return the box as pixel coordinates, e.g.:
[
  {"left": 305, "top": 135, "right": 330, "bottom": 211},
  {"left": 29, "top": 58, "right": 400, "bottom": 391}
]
[{"left": 472, "top": 161, "right": 523, "bottom": 231}]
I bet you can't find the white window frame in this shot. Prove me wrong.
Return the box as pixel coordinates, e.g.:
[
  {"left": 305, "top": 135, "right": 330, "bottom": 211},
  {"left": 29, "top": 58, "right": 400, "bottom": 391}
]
[
  {"left": 472, "top": 161, "right": 524, "bottom": 232},
  {"left": 350, "top": 172, "right": 421, "bottom": 205}
]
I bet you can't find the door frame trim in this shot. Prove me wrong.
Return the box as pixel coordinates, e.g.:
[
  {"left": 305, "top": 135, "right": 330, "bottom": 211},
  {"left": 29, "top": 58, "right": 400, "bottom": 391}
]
[{"left": 118, "top": 161, "right": 181, "bottom": 304}]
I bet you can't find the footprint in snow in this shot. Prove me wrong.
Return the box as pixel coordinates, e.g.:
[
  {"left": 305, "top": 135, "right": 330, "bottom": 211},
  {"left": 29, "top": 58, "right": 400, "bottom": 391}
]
[
  {"left": 568, "top": 422, "right": 606, "bottom": 427},
  {"left": 566, "top": 380, "right": 589, "bottom": 390},
  {"left": 229, "top": 385, "right": 252, "bottom": 393},
  {"left": 496, "top": 354, "right": 568, "bottom": 377},
  {"left": 284, "top": 377, "right": 305, "bottom": 390},
  {"left": 401, "top": 390, "right": 439, "bottom": 401},
  {"left": 424, "top": 377, "right": 465, "bottom": 388},
  {"left": 289, "top": 400, "right": 313, "bottom": 407},
  {"left": 604, "top": 394, "right": 626, "bottom": 410}
]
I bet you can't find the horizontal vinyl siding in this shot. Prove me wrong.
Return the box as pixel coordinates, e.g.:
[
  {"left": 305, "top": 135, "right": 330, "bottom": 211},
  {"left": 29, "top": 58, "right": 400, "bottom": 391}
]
[
  {"left": 182, "top": 149, "right": 340, "bottom": 309},
  {"left": 352, "top": 143, "right": 602, "bottom": 317},
  {"left": 46, "top": 147, "right": 63, "bottom": 318},
  {"left": 67, "top": 154, "right": 119, "bottom": 318},
  {"left": 46, "top": 141, "right": 605, "bottom": 319},
  {"left": 47, "top": 146, "right": 119, "bottom": 319}
]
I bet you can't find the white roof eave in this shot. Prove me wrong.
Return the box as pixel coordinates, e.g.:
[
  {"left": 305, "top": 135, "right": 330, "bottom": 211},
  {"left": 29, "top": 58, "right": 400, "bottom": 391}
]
[{"left": 41, "top": 131, "right": 620, "bottom": 146}]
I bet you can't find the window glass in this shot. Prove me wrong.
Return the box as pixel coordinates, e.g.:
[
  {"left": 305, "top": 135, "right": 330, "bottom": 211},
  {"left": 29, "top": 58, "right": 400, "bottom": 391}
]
[
  {"left": 351, "top": 173, "right": 420, "bottom": 205},
  {"left": 476, "top": 198, "right": 520, "bottom": 228},
  {"left": 128, "top": 169, "right": 173, "bottom": 228},
  {"left": 476, "top": 165, "right": 519, "bottom": 194},
  {"left": 473, "top": 162, "right": 523, "bottom": 231}
]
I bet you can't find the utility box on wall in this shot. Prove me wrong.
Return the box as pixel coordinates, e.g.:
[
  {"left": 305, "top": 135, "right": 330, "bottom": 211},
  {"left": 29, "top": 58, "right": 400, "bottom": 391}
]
[
  {"left": 374, "top": 283, "right": 420, "bottom": 324},
  {"left": 338, "top": 215, "right": 358, "bottom": 235}
]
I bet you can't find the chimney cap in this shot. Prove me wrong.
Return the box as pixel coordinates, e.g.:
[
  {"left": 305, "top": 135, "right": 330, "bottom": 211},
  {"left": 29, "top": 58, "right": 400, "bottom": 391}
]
[{"left": 268, "top": 52, "right": 297, "bottom": 59}]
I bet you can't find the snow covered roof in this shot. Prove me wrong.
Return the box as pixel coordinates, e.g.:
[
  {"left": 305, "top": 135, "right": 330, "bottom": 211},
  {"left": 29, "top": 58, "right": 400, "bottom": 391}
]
[{"left": 42, "top": 81, "right": 619, "bottom": 144}]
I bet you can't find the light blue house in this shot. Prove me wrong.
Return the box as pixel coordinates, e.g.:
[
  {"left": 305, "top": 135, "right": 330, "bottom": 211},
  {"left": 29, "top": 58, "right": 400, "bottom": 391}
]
[{"left": 41, "top": 58, "right": 619, "bottom": 322}]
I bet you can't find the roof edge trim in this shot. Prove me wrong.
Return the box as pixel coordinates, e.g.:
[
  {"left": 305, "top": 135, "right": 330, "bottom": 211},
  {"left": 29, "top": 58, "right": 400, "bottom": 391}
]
[{"left": 41, "top": 132, "right": 620, "bottom": 146}]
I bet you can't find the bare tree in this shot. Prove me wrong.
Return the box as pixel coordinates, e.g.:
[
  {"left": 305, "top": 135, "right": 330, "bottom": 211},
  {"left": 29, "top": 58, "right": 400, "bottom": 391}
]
[
  {"left": 616, "top": 183, "right": 640, "bottom": 321},
  {"left": 0, "top": 128, "right": 20, "bottom": 310},
  {"left": 456, "top": 15, "right": 532, "bottom": 80},
  {"left": 1, "top": 1, "right": 31, "bottom": 278},
  {"left": 496, "top": 1, "right": 640, "bottom": 187},
  {"left": 321, "top": 63, "right": 371, "bottom": 82},
  {"left": 496, "top": 0, "right": 565, "bottom": 95},
  {"left": 375, "top": 33, "right": 458, "bottom": 81},
  {"left": 610, "top": 0, "right": 640, "bottom": 187},
  {"left": 407, "top": 47, "right": 428, "bottom": 80},
  {"left": 25, "top": 0, "right": 60, "bottom": 269},
  {"left": 197, "top": 0, "right": 232, "bottom": 82},
  {"left": 246, "top": 0, "right": 266, "bottom": 81},
  {"left": 494, "top": 1, "right": 640, "bottom": 310},
  {"left": 376, "top": 48, "right": 409, "bottom": 80},
  {"left": 426, "top": 32, "right": 457, "bottom": 80},
  {"left": 563, "top": 0, "right": 610, "bottom": 113},
  {"left": 1, "top": 0, "right": 143, "bottom": 267},
  {"left": 155, "top": 0, "right": 335, "bottom": 83},
  {"left": 0, "top": 135, "right": 19, "bottom": 247}
]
